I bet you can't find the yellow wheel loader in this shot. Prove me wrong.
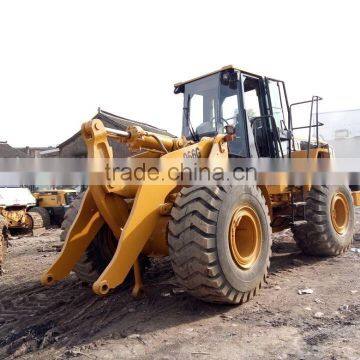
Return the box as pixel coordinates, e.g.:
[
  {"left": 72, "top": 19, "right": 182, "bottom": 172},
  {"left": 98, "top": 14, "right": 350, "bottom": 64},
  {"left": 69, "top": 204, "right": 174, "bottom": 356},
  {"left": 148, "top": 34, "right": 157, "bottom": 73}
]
[
  {"left": 33, "top": 189, "right": 77, "bottom": 226},
  {"left": 0, "top": 187, "right": 51, "bottom": 272},
  {"left": 41, "top": 66, "right": 359, "bottom": 304},
  {"left": 0, "top": 188, "right": 50, "bottom": 235}
]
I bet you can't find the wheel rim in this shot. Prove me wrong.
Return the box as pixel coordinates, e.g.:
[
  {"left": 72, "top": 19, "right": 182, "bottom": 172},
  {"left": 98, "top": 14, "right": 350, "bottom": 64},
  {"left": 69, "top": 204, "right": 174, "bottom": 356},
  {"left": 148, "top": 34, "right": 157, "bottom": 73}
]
[
  {"left": 331, "top": 192, "right": 349, "bottom": 235},
  {"left": 229, "top": 205, "right": 261, "bottom": 269}
]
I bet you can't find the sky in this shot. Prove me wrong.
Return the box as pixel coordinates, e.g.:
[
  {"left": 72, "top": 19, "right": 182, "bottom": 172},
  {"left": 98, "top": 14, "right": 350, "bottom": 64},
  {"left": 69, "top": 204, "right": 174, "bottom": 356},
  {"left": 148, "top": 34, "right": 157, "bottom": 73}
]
[{"left": 0, "top": 0, "right": 359, "bottom": 147}]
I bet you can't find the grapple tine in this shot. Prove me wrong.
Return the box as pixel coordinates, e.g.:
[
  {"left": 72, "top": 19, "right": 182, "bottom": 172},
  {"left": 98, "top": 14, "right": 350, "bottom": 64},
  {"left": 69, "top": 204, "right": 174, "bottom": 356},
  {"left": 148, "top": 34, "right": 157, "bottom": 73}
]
[
  {"left": 41, "top": 189, "right": 104, "bottom": 286},
  {"left": 92, "top": 182, "right": 176, "bottom": 295}
]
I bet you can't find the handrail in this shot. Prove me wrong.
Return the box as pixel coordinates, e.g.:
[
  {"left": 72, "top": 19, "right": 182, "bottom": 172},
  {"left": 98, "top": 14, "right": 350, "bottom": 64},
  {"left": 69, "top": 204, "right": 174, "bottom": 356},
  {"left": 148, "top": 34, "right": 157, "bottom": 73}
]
[
  {"left": 289, "top": 96, "right": 323, "bottom": 157},
  {"left": 290, "top": 97, "right": 323, "bottom": 108}
]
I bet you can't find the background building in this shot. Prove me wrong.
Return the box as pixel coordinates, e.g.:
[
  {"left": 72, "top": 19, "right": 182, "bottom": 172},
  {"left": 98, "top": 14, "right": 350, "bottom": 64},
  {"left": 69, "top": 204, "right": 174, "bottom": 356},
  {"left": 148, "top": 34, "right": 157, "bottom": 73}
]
[
  {"left": 57, "top": 109, "right": 175, "bottom": 158},
  {"left": 16, "top": 146, "right": 57, "bottom": 158},
  {"left": 0, "top": 141, "right": 29, "bottom": 158},
  {"left": 319, "top": 109, "right": 360, "bottom": 157}
]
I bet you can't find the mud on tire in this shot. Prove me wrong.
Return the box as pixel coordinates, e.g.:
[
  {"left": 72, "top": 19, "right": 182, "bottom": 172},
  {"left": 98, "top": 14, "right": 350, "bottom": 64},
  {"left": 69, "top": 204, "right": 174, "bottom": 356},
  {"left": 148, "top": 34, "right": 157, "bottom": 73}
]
[
  {"left": 292, "top": 185, "right": 354, "bottom": 256},
  {"left": 168, "top": 185, "right": 271, "bottom": 304}
]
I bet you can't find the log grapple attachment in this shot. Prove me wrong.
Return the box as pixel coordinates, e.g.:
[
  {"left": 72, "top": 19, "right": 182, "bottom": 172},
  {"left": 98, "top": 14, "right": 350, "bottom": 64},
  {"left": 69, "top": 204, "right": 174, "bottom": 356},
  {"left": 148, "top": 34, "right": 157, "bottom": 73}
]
[{"left": 41, "top": 118, "right": 230, "bottom": 296}]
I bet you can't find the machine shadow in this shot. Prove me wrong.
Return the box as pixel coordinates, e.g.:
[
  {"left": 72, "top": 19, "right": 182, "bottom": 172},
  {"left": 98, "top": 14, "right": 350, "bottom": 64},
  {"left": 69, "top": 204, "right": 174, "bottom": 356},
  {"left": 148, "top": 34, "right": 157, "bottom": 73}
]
[{"left": 269, "top": 231, "right": 328, "bottom": 274}]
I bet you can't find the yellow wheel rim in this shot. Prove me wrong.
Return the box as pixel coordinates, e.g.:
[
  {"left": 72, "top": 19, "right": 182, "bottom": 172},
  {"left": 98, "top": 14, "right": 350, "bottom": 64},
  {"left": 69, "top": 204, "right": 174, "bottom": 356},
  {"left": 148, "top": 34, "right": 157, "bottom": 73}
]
[
  {"left": 229, "top": 205, "right": 261, "bottom": 269},
  {"left": 331, "top": 192, "right": 349, "bottom": 235}
]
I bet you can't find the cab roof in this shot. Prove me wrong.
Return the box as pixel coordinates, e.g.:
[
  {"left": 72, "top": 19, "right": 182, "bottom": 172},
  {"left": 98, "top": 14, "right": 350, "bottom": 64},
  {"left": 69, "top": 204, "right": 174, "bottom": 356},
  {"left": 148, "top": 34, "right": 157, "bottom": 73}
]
[{"left": 174, "top": 65, "right": 237, "bottom": 87}]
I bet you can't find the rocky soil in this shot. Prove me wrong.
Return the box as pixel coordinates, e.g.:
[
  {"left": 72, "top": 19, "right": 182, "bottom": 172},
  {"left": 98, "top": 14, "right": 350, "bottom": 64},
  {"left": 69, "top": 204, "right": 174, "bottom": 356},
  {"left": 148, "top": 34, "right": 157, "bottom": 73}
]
[{"left": 1, "top": 214, "right": 360, "bottom": 359}]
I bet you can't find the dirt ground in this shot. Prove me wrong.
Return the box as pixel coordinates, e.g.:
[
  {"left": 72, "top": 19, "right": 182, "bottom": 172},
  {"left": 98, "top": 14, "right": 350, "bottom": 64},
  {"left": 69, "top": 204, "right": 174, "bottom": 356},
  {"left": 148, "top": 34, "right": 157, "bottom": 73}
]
[{"left": 1, "top": 211, "right": 360, "bottom": 360}]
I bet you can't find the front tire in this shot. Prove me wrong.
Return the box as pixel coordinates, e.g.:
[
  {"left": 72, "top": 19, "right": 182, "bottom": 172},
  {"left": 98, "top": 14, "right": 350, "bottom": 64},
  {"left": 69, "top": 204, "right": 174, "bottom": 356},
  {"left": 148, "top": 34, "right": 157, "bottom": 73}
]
[
  {"left": 292, "top": 185, "right": 354, "bottom": 256},
  {"left": 168, "top": 185, "right": 271, "bottom": 304}
]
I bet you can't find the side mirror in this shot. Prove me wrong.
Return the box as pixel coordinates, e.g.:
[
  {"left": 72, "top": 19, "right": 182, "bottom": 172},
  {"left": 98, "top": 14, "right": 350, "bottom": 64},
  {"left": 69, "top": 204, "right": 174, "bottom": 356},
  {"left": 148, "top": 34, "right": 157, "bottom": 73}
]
[{"left": 221, "top": 70, "right": 238, "bottom": 90}]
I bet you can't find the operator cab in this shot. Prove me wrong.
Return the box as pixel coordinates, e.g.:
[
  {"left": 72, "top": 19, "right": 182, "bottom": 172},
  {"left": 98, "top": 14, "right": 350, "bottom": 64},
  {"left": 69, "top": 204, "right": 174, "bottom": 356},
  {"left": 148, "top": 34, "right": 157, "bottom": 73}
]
[{"left": 174, "top": 65, "right": 292, "bottom": 158}]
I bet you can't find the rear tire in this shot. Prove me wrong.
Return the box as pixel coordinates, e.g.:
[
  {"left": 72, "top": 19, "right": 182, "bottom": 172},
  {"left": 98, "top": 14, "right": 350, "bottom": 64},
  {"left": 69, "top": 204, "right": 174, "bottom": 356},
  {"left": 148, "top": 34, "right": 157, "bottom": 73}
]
[
  {"left": 292, "top": 185, "right": 354, "bottom": 256},
  {"left": 168, "top": 185, "right": 271, "bottom": 304},
  {"left": 28, "top": 207, "right": 51, "bottom": 229}
]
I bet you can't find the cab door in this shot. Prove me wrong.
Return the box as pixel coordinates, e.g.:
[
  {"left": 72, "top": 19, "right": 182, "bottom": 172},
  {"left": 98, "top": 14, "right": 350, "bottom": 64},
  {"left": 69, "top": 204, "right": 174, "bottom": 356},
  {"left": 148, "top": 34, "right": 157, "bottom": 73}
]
[
  {"left": 265, "top": 78, "right": 291, "bottom": 157},
  {"left": 240, "top": 72, "right": 279, "bottom": 158}
]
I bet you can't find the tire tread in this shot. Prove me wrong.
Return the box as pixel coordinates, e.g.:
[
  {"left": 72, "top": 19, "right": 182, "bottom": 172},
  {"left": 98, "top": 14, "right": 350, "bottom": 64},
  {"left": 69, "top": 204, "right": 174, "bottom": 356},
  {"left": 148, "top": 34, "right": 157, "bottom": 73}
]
[{"left": 168, "top": 185, "right": 271, "bottom": 304}]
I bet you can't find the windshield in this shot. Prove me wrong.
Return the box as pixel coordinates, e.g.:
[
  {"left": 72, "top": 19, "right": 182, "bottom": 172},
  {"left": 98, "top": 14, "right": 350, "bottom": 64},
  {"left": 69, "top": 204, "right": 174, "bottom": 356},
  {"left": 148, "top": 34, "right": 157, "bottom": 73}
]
[
  {"left": 180, "top": 70, "right": 253, "bottom": 156},
  {"left": 182, "top": 72, "right": 240, "bottom": 140},
  {"left": 182, "top": 74, "right": 218, "bottom": 139}
]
